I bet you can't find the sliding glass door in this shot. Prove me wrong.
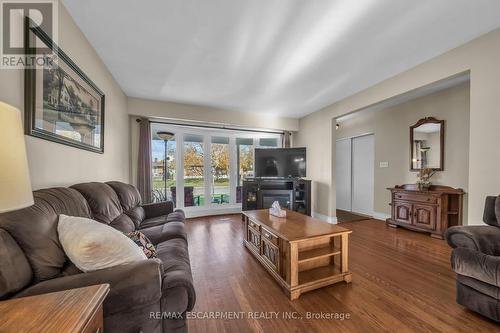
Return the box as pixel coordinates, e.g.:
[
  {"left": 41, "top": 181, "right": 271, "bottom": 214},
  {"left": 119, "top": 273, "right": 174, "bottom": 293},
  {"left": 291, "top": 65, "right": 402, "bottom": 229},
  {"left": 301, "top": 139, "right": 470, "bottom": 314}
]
[
  {"left": 151, "top": 123, "right": 282, "bottom": 211},
  {"left": 211, "top": 136, "right": 230, "bottom": 204},
  {"left": 183, "top": 134, "right": 204, "bottom": 207}
]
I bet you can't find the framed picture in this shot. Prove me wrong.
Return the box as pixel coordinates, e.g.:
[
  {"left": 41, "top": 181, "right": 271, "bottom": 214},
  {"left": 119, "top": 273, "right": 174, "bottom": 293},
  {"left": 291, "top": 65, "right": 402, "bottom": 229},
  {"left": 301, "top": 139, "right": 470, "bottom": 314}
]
[{"left": 24, "top": 20, "right": 105, "bottom": 153}]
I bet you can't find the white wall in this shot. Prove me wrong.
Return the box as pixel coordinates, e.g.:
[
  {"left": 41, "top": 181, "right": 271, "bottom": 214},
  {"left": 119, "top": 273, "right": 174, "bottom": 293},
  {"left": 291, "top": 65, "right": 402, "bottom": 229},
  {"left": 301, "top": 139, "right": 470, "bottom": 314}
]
[
  {"left": 296, "top": 26, "right": 500, "bottom": 225},
  {"left": 0, "top": 3, "right": 129, "bottom": 189}
]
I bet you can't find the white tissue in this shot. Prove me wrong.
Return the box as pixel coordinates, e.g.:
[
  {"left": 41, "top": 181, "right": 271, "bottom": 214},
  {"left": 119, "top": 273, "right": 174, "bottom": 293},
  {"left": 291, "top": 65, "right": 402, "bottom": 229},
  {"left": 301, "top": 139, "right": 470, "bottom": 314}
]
[{"left": 269, "top": 201, "right": 287, "bottom": 217}]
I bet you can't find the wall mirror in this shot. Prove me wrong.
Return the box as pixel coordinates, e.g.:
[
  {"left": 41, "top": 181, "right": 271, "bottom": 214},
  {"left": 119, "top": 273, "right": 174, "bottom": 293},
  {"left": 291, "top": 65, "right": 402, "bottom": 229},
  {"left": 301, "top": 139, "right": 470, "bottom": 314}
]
[{"left": 410, "top": 117, "right": 444, "bottom": 171}]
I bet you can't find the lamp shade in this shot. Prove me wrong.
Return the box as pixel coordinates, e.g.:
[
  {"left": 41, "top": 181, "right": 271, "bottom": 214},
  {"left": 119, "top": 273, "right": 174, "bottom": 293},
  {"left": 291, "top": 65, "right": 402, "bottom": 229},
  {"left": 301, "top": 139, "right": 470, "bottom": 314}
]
[{"left": 0, "top": 102, "right": 34, "bottom": 213}]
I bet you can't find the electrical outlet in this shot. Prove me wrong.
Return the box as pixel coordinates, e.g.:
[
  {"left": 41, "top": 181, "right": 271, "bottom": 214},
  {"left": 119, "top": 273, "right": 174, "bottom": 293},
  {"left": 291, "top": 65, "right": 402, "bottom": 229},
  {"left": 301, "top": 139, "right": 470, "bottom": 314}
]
[{"left": 379, "top": 161, "right": 389, "bottom": 168}]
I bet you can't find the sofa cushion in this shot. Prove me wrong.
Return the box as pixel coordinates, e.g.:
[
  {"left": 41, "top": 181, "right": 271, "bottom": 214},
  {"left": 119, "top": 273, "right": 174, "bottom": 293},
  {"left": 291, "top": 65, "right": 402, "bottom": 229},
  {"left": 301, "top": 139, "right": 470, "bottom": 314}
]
[
  {"left": 58, "top": 215, "right": 147, "bottom": 272},
  {"left": 139, "top": 216, "right": 168, "bottom": 230},
  {"left": 495, "top": 196, "right": 500, "bottom": 228},
  {"left": 71, "top": 182, "right": 136, "bottom": 233},
  {"left": 126, "top": 207, "right": 146, "bottom": 228},
  {"left": 106, "top": 181, "right": 142, "bottom": 211},
  {"left": 0, "top": 229, "right": 32, "bottom": 299},
  {"left": 140, "top": 210, "right": 185, "bottom": 230},
  {"left": 140, "top": 222, "right": 187, "bottom": 245},
  {"left": 0, "top": 188, "right": 91, "bottom": 282},
  {"left": 106, "top": 181, "right": 146, "bottom": 227},
  {"left": 109, "top": 214, "right": 136, "bottom": 233}
]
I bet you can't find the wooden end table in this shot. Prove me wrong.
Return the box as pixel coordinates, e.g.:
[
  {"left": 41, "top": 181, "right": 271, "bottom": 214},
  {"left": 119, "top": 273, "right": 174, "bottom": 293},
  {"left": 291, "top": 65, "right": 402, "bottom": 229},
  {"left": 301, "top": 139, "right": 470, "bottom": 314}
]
[{"left": 0, "top": 284, "right": 109, "bottom": 333}]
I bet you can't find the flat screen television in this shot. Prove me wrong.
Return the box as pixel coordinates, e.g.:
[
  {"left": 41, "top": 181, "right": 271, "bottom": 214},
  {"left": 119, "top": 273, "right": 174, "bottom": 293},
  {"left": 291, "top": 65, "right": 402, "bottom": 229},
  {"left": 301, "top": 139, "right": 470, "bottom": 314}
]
[{"left": 254, "top": 147, "right": 306, "bottom": 178}]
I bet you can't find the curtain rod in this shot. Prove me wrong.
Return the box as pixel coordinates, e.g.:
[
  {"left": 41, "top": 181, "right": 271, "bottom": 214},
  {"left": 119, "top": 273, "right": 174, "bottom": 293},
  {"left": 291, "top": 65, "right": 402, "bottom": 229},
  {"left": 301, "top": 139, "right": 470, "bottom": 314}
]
[{"left": 144, "top": 119, "right": 286, "bottom": 135}]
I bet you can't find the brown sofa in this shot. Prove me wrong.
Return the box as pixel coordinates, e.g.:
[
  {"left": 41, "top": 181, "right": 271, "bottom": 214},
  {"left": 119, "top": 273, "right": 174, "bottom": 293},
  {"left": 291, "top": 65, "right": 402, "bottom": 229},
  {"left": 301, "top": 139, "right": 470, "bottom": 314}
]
[
  {"left": 445, "top": 195, "right": 500, "bottom": 322},
  {"left": 0, "top": 181, "right": 195, "bottom": 333}
]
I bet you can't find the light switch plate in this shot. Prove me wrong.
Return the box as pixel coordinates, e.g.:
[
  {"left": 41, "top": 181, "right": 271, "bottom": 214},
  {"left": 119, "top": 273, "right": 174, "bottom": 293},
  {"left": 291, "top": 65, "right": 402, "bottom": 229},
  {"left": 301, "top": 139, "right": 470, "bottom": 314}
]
[{"left": 379, "top": 161, "right": 389, "bottom": 168}]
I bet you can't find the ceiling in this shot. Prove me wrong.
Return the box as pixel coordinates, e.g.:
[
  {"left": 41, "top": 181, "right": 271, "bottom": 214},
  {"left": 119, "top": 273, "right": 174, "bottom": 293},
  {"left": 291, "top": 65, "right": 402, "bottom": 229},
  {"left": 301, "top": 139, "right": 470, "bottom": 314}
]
[{"left": 62, "top": 0, "right": 500, "bottom": 118}]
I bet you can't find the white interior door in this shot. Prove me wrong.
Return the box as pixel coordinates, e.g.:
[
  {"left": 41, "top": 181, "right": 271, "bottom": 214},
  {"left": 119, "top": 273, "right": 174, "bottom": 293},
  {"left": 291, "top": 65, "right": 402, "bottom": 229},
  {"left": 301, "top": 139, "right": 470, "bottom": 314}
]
[
  {"left": 351, "top": 134, "right": 374, "bottom": 216},
  {"left": 335, "top": 138, "right": 352, "bottom": 211}
]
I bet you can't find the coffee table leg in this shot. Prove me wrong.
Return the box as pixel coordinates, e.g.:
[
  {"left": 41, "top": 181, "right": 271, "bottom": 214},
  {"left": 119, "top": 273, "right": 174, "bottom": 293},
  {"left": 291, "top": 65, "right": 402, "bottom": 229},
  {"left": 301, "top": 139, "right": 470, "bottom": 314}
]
[
  {"left": 288, "top": 242, "right": 299, "bottom": 300},
  {"left": 290, "top": 242, "right": 298, "bottom": 287},
  {"left": 289, "top": 290, "right": 301, "bottom": 300},
  {"left": 341, "top": 233, "right": 351, "bottom": 283}
]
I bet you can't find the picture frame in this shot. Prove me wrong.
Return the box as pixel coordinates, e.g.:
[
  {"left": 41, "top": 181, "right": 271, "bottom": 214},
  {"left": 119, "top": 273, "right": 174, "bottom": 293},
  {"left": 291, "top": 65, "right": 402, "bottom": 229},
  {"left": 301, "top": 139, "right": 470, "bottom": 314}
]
[{"left": 24, "top": 19, "right": 105, "bottom": 154}]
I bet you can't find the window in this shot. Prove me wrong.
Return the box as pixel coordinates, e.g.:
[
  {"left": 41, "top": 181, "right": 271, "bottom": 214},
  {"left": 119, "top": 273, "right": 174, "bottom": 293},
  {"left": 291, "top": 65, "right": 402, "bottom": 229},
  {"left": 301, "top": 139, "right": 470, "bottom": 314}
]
[
  {"left": 150, "top": 124, "right": 282, "bottom": 209},
  {"left": 211, "top": 137, "right": 230, "bottom": 204},
  {"left": 237, "top": 138, "right": 254, "bottom": 186},
  {"left": 259, "top": 138, "right": 279, "bottom": 147},
  {"left": 151, "top": 129, "right": 176, "bottom": 203},
  {"left": 183, "top": 134, "right": 204, "bottom": 207}
]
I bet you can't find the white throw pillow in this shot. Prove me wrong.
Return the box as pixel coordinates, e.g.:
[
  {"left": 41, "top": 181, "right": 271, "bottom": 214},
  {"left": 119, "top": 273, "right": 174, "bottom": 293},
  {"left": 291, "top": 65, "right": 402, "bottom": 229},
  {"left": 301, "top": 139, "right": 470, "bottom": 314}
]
[{"left": 57, "top": 214, "right": 147, "bottom": 272}]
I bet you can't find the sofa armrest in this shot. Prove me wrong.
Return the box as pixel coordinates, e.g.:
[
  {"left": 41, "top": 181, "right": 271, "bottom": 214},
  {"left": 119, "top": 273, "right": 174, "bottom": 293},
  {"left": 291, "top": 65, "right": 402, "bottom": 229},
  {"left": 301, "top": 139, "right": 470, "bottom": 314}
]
[
  {"left": 142, "top": 201, "right": 174, "bottom": 219},
  {"left": 452, "top": 247, "right": 500, "bottom": 287},
  {"left": 15, "top": 259, "right": 163, "bottom": 316},
  {"left": 162, "top": 269, "right": 196, "bottom": 312},
  {"left": 445, "top": 225, "right": 500, "bottom": 255}
]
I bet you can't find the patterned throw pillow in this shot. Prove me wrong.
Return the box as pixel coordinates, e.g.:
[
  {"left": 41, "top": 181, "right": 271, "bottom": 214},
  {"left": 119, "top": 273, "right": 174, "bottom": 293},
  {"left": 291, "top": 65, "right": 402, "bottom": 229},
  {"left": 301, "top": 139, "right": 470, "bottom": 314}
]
[{"left": 124, "top": 231, "right": 158, "bottom": 259}]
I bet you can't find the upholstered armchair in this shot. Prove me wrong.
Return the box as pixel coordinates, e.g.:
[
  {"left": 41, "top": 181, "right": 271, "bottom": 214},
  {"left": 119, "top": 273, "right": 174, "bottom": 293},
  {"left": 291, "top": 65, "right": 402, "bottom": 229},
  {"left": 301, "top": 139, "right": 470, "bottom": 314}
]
[{"left": 445, "top": 196, "right": 500, "bottom": 322}]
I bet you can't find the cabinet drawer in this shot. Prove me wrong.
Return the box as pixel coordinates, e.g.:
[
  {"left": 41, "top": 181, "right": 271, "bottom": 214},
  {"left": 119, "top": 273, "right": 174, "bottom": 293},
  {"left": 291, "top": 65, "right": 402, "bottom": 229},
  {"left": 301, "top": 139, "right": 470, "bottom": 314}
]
[
  {"left": 260, "top": 238, "right": 280, "bottom": 272},
  {"left": 247, "top": 226, "right": 261, "bottom": 251},
  {"left": 394, "top": 192, "right": 437, "bottom": 204},
  {"left": 260, "top": 227, "right": 278, "bottom": 246},
  {"left": 248, "top": 219, "right": 260, "bottom": 231}
]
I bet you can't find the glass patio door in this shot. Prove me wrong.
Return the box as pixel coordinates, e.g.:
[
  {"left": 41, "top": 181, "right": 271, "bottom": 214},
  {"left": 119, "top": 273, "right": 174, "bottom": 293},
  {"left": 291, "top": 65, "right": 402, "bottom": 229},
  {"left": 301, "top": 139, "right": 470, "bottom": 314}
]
[
  {"left": 211, "top": 136, "right": 230, "bottom": 205},
  {"left": 183, "top": 134, "right": 204, "bottom": 207},
  {"left": 151, "top": 124, "right": 282, "bottom": 210}
]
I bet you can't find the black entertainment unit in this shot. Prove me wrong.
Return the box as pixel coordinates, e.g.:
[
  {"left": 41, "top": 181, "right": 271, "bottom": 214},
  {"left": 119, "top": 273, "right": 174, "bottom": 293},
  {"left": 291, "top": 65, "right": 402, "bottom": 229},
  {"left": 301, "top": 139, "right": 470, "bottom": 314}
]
[{"left": 242, "top": 178, "right": 311, "bottom": 216}]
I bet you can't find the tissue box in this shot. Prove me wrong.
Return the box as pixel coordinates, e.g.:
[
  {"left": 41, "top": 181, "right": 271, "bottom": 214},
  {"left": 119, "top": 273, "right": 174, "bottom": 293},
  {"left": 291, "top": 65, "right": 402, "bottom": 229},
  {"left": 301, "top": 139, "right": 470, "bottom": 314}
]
[{"left": 269, "top": 208, "right": 287, "bottom": 218}]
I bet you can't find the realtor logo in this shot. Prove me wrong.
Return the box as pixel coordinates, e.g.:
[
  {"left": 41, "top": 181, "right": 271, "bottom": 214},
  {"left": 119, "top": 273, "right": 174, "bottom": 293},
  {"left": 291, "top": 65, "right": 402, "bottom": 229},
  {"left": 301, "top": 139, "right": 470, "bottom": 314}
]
[{"left": 1, "top": 0, "right": 58, "bottom": 68}]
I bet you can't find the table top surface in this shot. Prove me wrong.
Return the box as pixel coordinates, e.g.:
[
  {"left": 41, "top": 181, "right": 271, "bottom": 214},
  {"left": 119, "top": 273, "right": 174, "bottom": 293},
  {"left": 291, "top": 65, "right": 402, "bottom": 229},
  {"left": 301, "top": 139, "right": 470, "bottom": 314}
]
[
  {"left": 242, "top": 209, "right": 351, "bottom": 242},
  {"left": 0, "top": 284, "right": 109, "bottom": 333}
]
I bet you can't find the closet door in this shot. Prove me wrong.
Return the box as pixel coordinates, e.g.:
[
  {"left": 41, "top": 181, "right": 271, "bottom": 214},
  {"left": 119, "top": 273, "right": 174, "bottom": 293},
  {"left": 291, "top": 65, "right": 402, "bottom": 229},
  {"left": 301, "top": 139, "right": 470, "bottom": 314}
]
[
  {"left": 335, "top": 138, "right": 352, "bottom": 211},
  {"left": 351, "top": 134, "right": 374, "bottom": 216}
]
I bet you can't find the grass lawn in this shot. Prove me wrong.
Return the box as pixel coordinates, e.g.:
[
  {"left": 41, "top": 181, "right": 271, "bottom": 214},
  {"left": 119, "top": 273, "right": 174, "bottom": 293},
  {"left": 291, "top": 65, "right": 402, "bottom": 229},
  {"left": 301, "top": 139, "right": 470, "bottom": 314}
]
[{"left": 153, "top": 178, "right": 229, "bottom": 189}]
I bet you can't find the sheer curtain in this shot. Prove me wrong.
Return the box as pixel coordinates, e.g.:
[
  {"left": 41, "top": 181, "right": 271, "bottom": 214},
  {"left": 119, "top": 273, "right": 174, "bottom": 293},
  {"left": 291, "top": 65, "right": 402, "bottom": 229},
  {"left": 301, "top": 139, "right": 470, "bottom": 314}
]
[{"left": 137, "top": 119, "right": 152, "bottom": 203}]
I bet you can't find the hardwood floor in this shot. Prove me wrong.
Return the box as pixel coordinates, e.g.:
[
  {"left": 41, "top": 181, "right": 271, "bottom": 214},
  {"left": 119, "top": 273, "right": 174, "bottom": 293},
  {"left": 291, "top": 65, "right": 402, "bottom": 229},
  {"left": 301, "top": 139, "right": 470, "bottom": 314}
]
[
  {"left": 185, "top": 215, "right": 498, "bottom": 332},
  {"left": 336, "top": 210, "right": 370, "bottom": 223}
]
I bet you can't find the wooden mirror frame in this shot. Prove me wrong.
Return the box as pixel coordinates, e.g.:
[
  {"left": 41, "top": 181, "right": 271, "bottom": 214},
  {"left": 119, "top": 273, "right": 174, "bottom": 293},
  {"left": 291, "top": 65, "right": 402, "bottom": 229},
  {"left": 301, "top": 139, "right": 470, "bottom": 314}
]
[{"left": 410, "top": 117, "right": 445, "bottom": 171}]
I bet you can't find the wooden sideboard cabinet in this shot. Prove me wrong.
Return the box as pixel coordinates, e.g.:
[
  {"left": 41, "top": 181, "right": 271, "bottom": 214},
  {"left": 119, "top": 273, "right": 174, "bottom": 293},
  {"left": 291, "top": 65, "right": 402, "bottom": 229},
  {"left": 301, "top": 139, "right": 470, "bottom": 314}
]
[{"left": 386, "top": 184, "right": 465, "bottom": 239}]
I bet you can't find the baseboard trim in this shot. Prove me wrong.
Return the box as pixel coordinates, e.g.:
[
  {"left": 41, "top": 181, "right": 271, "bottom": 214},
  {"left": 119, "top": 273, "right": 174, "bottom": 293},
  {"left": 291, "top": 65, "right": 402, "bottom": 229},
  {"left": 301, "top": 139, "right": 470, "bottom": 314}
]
[
  {"left": 184, "top": 205, "right": 242, "bottom": 218},
  {"left": 312, "top": 212, "right": 338, "bottom": 224},
  {"left": 373, "top": 212, "right": 391, "bottom": 221}
]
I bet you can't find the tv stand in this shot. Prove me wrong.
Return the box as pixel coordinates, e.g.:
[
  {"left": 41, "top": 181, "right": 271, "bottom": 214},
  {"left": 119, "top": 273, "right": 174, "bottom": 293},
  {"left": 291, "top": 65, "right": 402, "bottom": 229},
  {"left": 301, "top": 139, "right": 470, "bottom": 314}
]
[{"left": 242, "top": 178, "right": 311, "bottom": 216}]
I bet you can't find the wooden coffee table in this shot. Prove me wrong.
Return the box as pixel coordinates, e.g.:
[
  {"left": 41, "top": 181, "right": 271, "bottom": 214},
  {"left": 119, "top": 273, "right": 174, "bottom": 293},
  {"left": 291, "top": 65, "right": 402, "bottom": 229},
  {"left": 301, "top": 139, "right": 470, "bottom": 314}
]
[{"left": 242, "top": 209, "right": 352, "bottom": 300}]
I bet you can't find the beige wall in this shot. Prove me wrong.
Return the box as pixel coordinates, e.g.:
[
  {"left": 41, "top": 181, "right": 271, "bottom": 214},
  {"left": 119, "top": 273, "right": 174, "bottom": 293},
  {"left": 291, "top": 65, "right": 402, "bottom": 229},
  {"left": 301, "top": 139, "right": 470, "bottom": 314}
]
[
  {"left": 0, "top": 3, "right": 129, "bottom": 189},
  {"left": 336, "top": 83, "right": 470, "bottom": 221},
  {"left": 128, "top": 97, "right": 299, "bottom": 185},
  {"left": 296, "top": 26, "right": 500, "bottom": 225},
  {"left": 128, "top": 97, "right": 299, "bottom": 131}
]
